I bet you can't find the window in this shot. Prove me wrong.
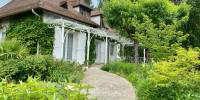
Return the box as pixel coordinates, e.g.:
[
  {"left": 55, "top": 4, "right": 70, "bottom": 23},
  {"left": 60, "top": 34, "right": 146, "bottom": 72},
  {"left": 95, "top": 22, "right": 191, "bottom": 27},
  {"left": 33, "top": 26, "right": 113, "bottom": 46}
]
[
  {"left": 80, "top": 8, "right": 91, "bottom": 18},
  {"left": 110, "top": 44, "right": 114, "bottom": 56}
]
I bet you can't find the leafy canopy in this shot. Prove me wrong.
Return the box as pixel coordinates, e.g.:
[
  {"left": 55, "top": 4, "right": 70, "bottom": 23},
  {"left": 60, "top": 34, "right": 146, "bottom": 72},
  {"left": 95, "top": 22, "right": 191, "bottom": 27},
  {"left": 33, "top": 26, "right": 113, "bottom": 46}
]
[{"left": 132, "top": 14, "right": 189, "bottom": 60}]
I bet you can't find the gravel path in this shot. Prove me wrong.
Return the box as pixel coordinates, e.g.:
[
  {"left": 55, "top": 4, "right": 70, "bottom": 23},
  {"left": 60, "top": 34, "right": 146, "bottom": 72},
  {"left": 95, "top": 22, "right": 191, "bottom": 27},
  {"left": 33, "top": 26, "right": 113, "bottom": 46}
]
[{"left": 82, "top": 64, "right": 137, "bottom": 100}]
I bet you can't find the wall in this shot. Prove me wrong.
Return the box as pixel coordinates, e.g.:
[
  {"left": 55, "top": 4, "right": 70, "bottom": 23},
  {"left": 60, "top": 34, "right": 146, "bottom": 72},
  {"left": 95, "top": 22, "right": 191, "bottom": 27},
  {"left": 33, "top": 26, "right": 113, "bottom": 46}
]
[
  {"left": 43, "top": 10, "right": 90, "bottom": 26},
  {"left": 74, "top": 7, "right": 80, "bottom": 12},
  {"left": 91, "top": 16, "right": 101, "bottom": 26},
  {"left": 43, "top": 10, "right": 88, "bottom": 64}
]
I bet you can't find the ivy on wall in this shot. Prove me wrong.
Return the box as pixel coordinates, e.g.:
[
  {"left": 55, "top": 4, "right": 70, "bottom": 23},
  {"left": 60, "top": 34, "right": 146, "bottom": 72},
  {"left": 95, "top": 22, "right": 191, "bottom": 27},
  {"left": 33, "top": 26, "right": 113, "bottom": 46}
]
[
  {"left": 0, "top": 19, "right": 2, "bottom": 29},
  {"left": 5, "top": 10, "right": 55, "bottom": 54}
]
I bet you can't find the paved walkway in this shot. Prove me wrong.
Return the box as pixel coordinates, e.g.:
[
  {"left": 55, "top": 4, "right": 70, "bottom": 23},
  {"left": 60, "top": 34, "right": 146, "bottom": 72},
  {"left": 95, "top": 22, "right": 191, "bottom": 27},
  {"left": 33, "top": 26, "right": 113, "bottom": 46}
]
[{"left": 82, "top": 64, "right": 137, "bottom": 100}]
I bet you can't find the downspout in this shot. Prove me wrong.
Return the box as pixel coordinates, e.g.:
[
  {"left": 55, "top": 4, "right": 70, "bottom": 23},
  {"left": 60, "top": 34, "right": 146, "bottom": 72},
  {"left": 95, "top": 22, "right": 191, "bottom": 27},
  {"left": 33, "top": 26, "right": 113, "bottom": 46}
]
[
  {"left": 32, "top": 9, "right": 40, "bottom": 18},
  {"left": 32, "top": 9, "right": 40, "bottom": 56}
]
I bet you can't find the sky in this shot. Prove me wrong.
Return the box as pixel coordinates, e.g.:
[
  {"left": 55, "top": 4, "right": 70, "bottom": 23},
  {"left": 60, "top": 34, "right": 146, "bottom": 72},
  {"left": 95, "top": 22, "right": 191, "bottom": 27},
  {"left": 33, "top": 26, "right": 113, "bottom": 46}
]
[
  {"left": 92, "top": 0, "right": 99, "bottom": 7},
  {"left": 0, "top": 0, "right": 11, "bottom": 8},
  {"left": 0, "top": 0, "right": 99, "bottom": 8}
]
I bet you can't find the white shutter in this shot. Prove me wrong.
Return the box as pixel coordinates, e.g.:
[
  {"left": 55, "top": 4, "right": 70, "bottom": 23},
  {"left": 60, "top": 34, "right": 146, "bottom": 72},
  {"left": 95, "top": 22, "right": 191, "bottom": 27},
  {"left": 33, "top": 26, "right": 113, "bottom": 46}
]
[
  {"left": 76, "top": 33, "right": 86, "bottom": 64},
  {"left": 53, "top": 27, "right": 62, "bottom": 59},
  {"left": 117, "top": 44, "right": 121, "bottom": 59},
  {"left": 67, "top": 33, "right": 73, "bottom": 60},
  {"left": 100, "top": 42, "right": 105, "bottom": 63}
]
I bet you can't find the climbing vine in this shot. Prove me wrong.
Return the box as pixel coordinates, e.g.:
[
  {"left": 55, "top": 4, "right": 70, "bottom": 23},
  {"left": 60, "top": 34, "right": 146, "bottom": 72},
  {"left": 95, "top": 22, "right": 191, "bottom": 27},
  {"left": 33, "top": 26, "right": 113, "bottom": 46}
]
[
  {"left": 0, "top": 19, "right": 2, "bottom": 29},
  {"left": 85, "top": 34, "right": 96, "bottom": 65},
  {"left": 5, "top": 10, "right": 55, "bottom": 54}
]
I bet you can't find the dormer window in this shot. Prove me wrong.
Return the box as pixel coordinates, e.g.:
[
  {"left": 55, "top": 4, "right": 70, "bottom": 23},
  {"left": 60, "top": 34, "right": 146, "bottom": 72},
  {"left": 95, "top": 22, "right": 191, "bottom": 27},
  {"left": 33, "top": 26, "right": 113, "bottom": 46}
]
[{"left": 80, "top": 7, "right": 91, "bottom": 18}]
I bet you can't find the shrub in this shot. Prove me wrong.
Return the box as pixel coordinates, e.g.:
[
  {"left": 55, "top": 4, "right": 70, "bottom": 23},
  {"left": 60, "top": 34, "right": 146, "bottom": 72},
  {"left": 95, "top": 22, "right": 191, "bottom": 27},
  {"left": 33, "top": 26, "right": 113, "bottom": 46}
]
[
  {"left": 0, "top": 38, "right": 29, "bottom": 60},
  {"left": 101, "top": 61, "right": 138, "bottom": 76},
  {"left": 101, "top": 47, "right": 200, "bottom": 100},
  {"left": 0, "top": 55, "right": 84, "bottom": 83},
  {"left": 147, "top": 47, "right": 200, "bottom": 99},
  {"left": 0, "top": 77, "right": 93, "bottom": 100}
]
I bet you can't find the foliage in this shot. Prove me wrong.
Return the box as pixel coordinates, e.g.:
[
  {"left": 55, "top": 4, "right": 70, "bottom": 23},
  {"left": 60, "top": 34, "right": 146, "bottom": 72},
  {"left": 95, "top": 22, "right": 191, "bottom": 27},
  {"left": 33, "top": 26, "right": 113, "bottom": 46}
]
[
  {"left": 85, "top": 34, "right": 96, "bottom": 65},
  {"left": 103, "top": 0, "right": 136, "bottom": 38},
  {"left": 84, "top": 0, "right": 92, "bottom": 6},
  {"left": 180, "top": 0, "right": 200, "bottom": 48},
  {"left": 132, "top": 14, "right": 189, "bottom": 60},
  {"left": 0, "top": 77, "right": 94, "bottom": 100},
  {"left": 0, "top": 39, "right": 29, "bottom": 61},
  {"left": 101, "top": 48, "right": 200, "bottom": 100},
  {"left": 49, "top": 59, "right": 84, "bottom": 83},
  {"left": 140, "top": 0, "right": 190, "bottom": 25},
  {"left": 101, "top": 61, "right": 138, "bottom": 76},
  {"left": 0, "top": 55, "right": 84, "bottom": 83},
  {"left": 5, "top": 11, "right": 55, "bottom": 55},
  {"left": 0, "top": 19, "right": 2, "bottom": 29},
  {"left": 151, "top": 47, "right": 200, "bottom": 89}
]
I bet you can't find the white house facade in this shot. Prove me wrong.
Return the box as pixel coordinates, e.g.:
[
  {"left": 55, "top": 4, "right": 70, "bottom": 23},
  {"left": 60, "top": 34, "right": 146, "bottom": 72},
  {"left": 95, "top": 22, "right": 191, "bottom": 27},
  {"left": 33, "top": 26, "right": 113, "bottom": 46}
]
[{"left": 0, "top": 0, "right": 132, "bottom": 66}]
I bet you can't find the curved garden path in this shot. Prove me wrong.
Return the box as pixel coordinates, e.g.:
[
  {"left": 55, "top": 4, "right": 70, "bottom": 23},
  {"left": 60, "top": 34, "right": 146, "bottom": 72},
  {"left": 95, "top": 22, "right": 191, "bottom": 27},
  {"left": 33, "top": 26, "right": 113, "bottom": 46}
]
[{"left": 82, "top": 64, "right": 137, "bottom": 100}]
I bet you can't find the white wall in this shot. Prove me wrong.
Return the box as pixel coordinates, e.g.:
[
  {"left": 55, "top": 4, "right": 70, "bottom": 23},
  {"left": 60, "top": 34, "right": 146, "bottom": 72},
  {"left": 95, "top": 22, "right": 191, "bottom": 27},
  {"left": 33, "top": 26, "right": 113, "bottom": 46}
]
[
  {"left": 74, "top": 7, "right": 80, "bottom": 12},
  {"left": 43, "top": 10, "right": 90, "bottom": 26},
  {"left": 91, "top": 16, "right": 101, "bottom": 26},
  {"left": 44, "top": 10, "right": 88, "bottom": 64}
]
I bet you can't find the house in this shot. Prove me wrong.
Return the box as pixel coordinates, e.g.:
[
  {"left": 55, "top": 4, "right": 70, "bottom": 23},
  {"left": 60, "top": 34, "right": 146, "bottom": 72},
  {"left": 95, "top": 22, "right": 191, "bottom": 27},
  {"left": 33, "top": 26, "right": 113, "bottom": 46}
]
[{"left": 0, "top": 0, "right": 132, "bottom": 65}]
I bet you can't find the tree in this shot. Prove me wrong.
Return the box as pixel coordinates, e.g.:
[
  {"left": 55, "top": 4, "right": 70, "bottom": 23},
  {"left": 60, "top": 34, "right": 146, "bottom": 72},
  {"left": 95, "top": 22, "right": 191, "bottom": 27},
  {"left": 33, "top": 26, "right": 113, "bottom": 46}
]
[
  {"left": 103, "top": 0, "right": 140, "bottom": 63},
  {"left": 132, "top": 14, "right": 189, "bottom": 60},
  {"left": 103, "top": 0, "right": 190, "bottom": 63},
  {"left": 84, "top": 0, "right": 92, "bottom": 6},
  {"left": 97, "top": 0, "right": 104, "bottom": 8},
  {"left": 178, "top": 0, "right": 200, "bottom": 49},
  {"left": 138, "top": 0, "right": 190, "bottom": 62}
]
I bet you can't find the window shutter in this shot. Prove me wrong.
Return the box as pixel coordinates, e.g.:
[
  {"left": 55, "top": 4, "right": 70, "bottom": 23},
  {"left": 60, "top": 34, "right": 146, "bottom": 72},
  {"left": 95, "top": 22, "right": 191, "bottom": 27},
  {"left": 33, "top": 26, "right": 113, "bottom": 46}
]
[
  {"left": 53, "top": 27, "right": 62, "bottom": 59},
  {"left": 76, "top": 33, "right": 86, "bottom": 64},
  {"left": 67, "top": 33, "right": 73, "bottom": 60}
]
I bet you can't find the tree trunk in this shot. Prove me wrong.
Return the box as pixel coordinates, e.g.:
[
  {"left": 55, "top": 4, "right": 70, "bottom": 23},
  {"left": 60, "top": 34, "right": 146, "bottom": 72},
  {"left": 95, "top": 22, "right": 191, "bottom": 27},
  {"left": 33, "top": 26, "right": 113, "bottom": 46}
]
[
  {"left": 134, "top": 39, "right": 139, "bottom": 64},
  {"left": 146, "top": 48, "right": 151, "bottom": 63}
]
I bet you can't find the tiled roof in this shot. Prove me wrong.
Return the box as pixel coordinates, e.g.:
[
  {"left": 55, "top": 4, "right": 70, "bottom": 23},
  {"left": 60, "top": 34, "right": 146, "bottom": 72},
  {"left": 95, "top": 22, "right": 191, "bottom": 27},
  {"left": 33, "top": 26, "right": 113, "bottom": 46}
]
[
  {"left": 0, "top": 0, "right": 99, "bottom": 27},
  {"left": 91, "top": 10, "right": 102, "bottom": 16},
  {"left": 69, "top": 0, "right": 92, "bottom": 10}
]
